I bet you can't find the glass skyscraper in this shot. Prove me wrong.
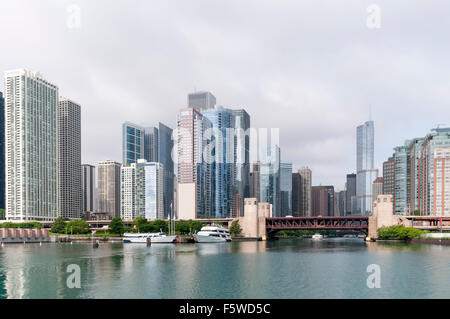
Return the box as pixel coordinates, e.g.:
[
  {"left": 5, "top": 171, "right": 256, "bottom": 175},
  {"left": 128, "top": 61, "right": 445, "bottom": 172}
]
[
  {"left": 188, "top": 91, "right": 216, "bottom": 111},
  {"left": 356, "top": 120, "right": 378, "bottom": 215},
  {"left": 202, "top": 107, "right": 235, "bottom": 218},
  {"left": 232, "top": 109, "right": 250, "bottom": 217},
  {"left": 260, "top": 144, "right": 280, "bottom": 217},
  {"left": 123, "top": 122, "right": 145, "bottom": 164},
  {"left": 280, "top": 162, "right": 292, "bottom": 217}
]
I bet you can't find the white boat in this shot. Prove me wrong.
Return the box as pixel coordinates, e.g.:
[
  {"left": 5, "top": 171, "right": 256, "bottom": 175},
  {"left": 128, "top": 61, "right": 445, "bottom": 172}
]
[
  {"left": 123, "top": 232, "right": 176, "bottom": 243},
  {"left": 194, "top": 225, "right": 232, "bottom": 243},
  {"left": 312, "top": 233, "right": 323, "bottom": 240}
]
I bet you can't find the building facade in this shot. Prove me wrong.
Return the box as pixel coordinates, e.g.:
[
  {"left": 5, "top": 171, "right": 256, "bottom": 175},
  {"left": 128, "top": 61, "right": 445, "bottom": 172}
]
[
  {"left": 298, "top": 167, "right": 312, "bottom": 216},
  {"left": 188, "top": 91, "right": 216, "bottom": 111},
  {"left": 279, "top": 163, "right": 292, "bottom": 217},
  {"left": 57, "top": 98, "right": 81, "bottom": 219},
  {"left": 98, "top": 160, "right": 121, "bottom": 218},
  {"left": 203, "top": 107, "right": 235, "bottom": 218},
  {"left": 345, "top": 173, "right": 357, "bottom": 215},
  {"left": 176, "top": 108, "right": 212, "bottom": 219},
  {"left": 356, "top": 120, "right": 378, "bottom": 215},
  {"left": 81, "top": 164, "right": 96, "bottom": 213},
  {"left": 5, "top": 69, "right": 58, "bottom": 221},
  {"left": 232, "top": 109, "right": 250, "bottom": 217},
  {"left": 122, "top": 122, "right": 145, "bottom": 164},
  {"left": 121, "top": 160, "right": 164, "bottom": 220},
  {"left": 382, "top": 157, "right": 395, "bottom": 196},
  {"left": 311, "top": 186, "right": 335, "bottom": 216},
  {"left": 372, "top": 177, "right": 383, "bottom": 211},
  {"left": 250, "top": 162, "right": 260, "bottom": 201},
  {"left": 259, "top": 144, "right": 280, "bottom": 217}
]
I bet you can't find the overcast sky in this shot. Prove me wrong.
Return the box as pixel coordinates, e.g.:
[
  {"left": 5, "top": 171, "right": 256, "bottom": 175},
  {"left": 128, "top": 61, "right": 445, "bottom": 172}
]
[{"left": 1, "top": 0, "right": 449, "bottom": 189}]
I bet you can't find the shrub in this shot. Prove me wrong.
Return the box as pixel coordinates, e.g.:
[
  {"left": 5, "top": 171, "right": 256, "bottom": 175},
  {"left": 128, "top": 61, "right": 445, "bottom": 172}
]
[{"left": 377, "top": 225, "right": 423, "bottom": 240}]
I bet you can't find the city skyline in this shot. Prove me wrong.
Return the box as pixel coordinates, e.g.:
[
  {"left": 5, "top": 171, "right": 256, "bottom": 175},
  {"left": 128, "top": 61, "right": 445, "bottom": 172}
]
[{"left": 3, "top": 1, "right": 450, "bottom": 189}]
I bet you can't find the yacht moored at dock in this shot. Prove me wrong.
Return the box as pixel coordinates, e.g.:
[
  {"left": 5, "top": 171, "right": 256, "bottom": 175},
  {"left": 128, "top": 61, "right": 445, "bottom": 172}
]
[
  {"left": 194, "top": 225, "right": 232, "bottom": 243},
  {"left": 123, "top": 233, "right": 176, "bottom": 243}
]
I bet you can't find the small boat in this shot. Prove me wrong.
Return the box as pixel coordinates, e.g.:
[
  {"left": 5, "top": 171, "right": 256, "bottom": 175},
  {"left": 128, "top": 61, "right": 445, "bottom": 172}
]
[
  {"left": 123, "top": 232, "right": 176, "bottom": 243},
  {"left": 193, "top": 225, "right": 231, "bottom": 243},
  {"left": 312, "top": 233, "right": 323, "bottom": 240}
]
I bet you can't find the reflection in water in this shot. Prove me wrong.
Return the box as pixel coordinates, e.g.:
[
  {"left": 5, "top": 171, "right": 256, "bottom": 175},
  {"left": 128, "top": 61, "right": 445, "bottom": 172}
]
[{"left": 0, "top": 239, "right": 448, "bottom": 299}]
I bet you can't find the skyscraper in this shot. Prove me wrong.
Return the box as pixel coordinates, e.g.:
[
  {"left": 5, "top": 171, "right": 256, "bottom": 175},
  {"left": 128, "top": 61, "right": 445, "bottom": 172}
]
[
  {"left": 336, "top": 190, "right": 347, "bottom": 216},
  {"left": 144, "top": 126, "right": 158, "bottom": 162},
  {"left": 203, "top": 106, "right": 235, "bottom": 218},
  {"left": 298, "top": 167, "right": 312, "bottom": 216},
  {"left": 345, "top": 173, "right": 357, "bottom": 215},
  {"left": 250, "top": 162, "right": 260, "bottom": 201},
  {"left": 176, "top": 108, "right": 212, "bottom": 219},
  {"left": 311, "top": 186, "right": 335, "bottom": 216},
  {"left": 232, "top": 109, "right": 250, "bottom": 217},
  {"left": 0, "top": 92, "right": 4, "bottom": 210},
  {"left": 81, "top": 164, "right": 96, "bottom": 213},
  {"left": 382, "top": 157, "right": 395, "bottom": 196},
  {"left": 188, "top": 91, "right": 216, "bottom": 111},
  {"left": 122, "top": 122, "right": 145, "bottom": 164},
  {"left": 121, "top": 160, "right": 164, "bottom": 220},
  {"left": 98, "top": 160, "right": 121, "bottom": 217},
  {"left": 260, "top": 144, "right": 280, "bottom": 217},
  {"left": 5, "top": 69, "right": 58, "bottom": 221},
  {"left": 57, "top": 98, "right": 81, "bottom": 219},
  {"left": 356, "top": 120, "right": 378, "bottom": 215},
  {"left": 372, "top": 177, "right": 383, "bottom": 206},
  {"left": 279, "top": 163, "right": 292, "bottom": 217},
  {"left": 157, "top": 122, "right": 174, "bottom": 218}
]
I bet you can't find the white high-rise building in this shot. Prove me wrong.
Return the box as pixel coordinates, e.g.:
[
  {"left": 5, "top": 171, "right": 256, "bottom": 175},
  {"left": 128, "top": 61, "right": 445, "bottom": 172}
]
[
  {"left": 5, "top": 69, "right": 59, "bottom": 221},
  {"left": 57, "top": 98, "right": 81, "bottom": 219},
  {"left": 121, "top": 160, "right": 164, "bottom": 220}
]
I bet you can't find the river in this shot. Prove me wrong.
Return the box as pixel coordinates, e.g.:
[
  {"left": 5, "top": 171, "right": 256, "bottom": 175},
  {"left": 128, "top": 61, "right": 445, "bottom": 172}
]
[{"left": 0, "top": 238, "right": 448, "bottom": 299}]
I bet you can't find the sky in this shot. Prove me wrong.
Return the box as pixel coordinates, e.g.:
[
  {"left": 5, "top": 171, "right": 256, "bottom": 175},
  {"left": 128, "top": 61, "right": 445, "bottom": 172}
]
[{"left": 1, "top": 0, "right": 450, "bottom": 190}]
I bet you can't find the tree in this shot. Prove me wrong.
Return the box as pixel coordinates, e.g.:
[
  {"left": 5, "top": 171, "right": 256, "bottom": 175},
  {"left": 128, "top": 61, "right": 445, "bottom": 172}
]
[
  {"left": 132, "top": 216, "right": 148, "bottom": 232},
  {"left": 151, "top": 219, "right": 168, "bottom": 233},
  {"left": 51, "top": 216, "right": 66, "bottom": 234},
  {"left": 229, "top": 220, "right": 242, "bottom": 236},
  {"left": 66, "top": 220, "right": 90, "bottom": 234},
  {"left": 0, "top": 209, "right": 5, "bottom": 220},
  {"left": 377, "top": 225, "right": 423, "bottom": 240},
  {"left": 110, "top": 217, "right": 124, "bottom": 235}
]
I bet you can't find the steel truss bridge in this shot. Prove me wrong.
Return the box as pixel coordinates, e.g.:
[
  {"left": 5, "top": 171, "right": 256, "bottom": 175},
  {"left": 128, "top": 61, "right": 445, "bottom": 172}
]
[{"left": 265, "top": 216, "right": 369, "bottom": 237}]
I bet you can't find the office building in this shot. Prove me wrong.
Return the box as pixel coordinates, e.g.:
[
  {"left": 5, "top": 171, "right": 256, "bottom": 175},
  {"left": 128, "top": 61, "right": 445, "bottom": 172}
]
[
  {"left": 176, "top": 108, "right": 212, "bottom": 219},
  {"left": 298, "top": 167, "right": 312, "bottom": 216},
  {"left": 311, "top": 185, "right": 335, "bottom": 216},
  {"left": 81, "top": 164, "right": 96, "bottom": 213},
  {"left": 5, "top": 69, "right": 58, "bottom": 221},
  {"left": 356, "top": 120, "right": 378, "bottom": 215},
  {"left": 372, "top": 177, "right": 384, "bottom": 211},
  {"left": 250, "top": 162, "right": 260, "bottom": 201},
  {"left": 188, "top": 91, "right": 216, "bottom": 111},
  {"left": 122, "top": 122, "right": 145, "bottom": 164},
  {"left": 157, "top": 122, "right": 174, "bottom": 218},
  {"left": 259, "top": 144, "right": 280, "bottom": 217},
  {"left": 336, "top": 190, "right": 347, "bottom": 216},
  {"left": 144, "top": 126, "right": 158, "bottom": 162},
  {"left": 98, "top": 160, "right": 121, "bottom": 218},
  {"left": 382, "top": 157, "right": 395, "bottom": 196},
  {"left": 57, "top": 98, "right": 81, "bottom": 219},
  {"left": 279, "top": 163, "right": 292, "bottom": 217},
  {"left": 232, "top": 109, "right": 250, "bottom": 217},
  {"left": 345, "top": 173, "right": 357, "bottom": 215}
]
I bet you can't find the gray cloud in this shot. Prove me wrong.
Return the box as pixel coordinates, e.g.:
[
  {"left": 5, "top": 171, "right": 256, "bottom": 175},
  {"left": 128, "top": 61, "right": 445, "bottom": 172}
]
[{"left": 1, "top": 0, "right": 450, "bottom": 190}]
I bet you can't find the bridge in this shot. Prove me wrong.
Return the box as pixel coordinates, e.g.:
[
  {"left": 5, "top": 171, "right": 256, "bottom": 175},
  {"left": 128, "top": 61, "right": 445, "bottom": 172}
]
[{"left": 265, "top": 216, "right": 369, "bottom": 237}]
